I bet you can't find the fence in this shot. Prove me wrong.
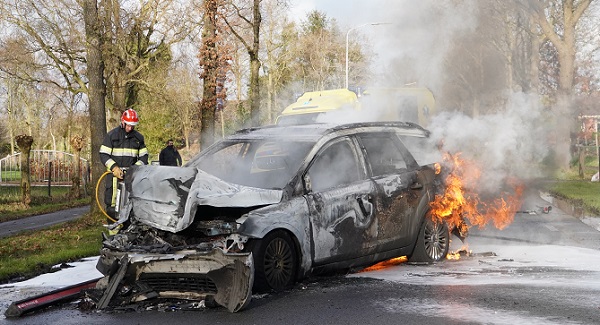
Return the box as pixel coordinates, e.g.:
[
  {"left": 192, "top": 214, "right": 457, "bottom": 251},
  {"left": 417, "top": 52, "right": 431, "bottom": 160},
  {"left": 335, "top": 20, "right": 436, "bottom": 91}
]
[{"left": 0, "top": 150, "right": 90, "bottom": 190}]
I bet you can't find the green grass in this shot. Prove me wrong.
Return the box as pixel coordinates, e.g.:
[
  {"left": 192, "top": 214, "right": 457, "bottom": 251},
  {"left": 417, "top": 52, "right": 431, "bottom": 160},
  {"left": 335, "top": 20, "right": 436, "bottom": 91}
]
[
  {"left": 0, "top": 215, "right": 105, "bottom": 283},
  {"left": 0, "top": 170, "right": 20, "bottom": 181},
  {"left": 544, "top": 180, "right": 600, "bottom": 214},
  {"left": 0, "top": 185, "right": 91, "bottom": 222}
]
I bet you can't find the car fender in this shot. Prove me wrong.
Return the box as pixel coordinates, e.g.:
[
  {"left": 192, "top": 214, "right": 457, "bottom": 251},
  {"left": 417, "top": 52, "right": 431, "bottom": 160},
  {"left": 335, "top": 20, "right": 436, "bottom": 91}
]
[{"left": 237, "top": 197, "right": 313, "bottom": 277}]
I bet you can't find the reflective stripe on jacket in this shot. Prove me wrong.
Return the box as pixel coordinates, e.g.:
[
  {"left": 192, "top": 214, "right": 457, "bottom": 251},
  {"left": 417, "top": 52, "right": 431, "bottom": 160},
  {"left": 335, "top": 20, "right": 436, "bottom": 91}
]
[{"left": 99, "top": 126, "right": 149, "bottom": 170}]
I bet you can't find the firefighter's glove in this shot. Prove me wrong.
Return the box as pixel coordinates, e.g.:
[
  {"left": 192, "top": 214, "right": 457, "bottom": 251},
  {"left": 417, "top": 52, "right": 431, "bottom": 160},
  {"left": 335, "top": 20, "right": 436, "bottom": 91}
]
[{"left": 111, "top": 166, "right": 124, "bottom": 179}]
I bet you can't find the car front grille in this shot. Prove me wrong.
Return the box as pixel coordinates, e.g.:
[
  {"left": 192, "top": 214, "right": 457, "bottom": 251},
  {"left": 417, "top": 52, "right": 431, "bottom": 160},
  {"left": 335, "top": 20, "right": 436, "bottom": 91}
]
[{"left": 139, "top": 273, "right": 218, "bottom": 294}]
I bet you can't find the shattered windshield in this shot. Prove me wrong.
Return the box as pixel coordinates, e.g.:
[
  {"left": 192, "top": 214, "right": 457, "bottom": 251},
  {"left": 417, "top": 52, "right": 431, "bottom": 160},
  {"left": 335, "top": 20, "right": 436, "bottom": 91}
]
[{"left": 188, "top": 139, "right": 315, "bottom": 189}]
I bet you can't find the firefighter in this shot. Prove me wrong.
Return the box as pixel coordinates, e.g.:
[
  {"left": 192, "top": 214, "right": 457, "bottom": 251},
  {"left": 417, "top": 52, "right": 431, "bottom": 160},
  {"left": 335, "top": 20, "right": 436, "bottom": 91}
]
[{"left": 99, "top": 108, "right": 149, "bottom": 222}]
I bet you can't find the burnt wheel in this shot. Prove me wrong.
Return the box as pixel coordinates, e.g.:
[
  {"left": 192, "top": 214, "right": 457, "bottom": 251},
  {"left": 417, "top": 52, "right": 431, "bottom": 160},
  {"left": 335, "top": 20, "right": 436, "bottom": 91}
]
[
  {"left": 409, "top": 213, "right": 449, "bottom": 263},
  {"left": 250, "top": 230, "right": 298, "bottom": 292}
]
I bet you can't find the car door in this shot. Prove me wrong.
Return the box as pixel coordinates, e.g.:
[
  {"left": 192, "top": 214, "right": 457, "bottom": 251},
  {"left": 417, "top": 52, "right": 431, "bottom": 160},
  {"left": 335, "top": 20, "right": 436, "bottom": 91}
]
[
  {"left": 356, "top": 132, "right": 423, "bottom": 250},
  {"left": 303, "top": 136, "right": 378, "bottom": 265}
]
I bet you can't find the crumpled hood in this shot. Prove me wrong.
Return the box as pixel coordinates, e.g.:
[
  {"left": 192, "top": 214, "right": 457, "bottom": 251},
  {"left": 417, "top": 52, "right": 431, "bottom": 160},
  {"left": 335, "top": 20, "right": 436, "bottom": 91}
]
[{"left": 119, "top": 165, "right": 283, "bottom": 233}]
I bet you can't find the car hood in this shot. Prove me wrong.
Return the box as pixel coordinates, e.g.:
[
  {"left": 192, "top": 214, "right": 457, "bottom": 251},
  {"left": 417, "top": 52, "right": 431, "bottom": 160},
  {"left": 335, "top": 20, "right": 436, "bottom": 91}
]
[{"left": 120, "top": 165, "right": 283, "bottom": 233}]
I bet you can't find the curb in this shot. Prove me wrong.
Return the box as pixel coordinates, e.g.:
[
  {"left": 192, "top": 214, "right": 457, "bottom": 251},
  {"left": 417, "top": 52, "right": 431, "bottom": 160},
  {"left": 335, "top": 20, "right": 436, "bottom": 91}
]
[{"left": 540, "top": 191, "right": 600, "bottom": 232}]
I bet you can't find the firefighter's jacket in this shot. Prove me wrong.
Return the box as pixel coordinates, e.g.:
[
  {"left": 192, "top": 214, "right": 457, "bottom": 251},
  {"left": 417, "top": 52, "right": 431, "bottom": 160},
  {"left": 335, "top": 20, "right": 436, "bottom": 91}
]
[{"left": 99, "top": 126, "right": 149, "bottom": 171}]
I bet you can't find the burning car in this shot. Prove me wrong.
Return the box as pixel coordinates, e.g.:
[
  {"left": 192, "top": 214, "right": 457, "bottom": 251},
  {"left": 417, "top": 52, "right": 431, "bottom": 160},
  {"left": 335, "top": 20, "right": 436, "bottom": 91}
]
[{"left": 95, "top": 122, "right": 454, "bottom": 312}]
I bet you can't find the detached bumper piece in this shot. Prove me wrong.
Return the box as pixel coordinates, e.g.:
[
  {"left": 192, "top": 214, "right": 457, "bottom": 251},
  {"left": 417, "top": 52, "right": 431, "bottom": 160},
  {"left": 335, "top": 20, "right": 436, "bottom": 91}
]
[
  {"left": 4, "top": 278, "right": 100, "bottom": 318},
  {"left": 96, "top": 248, "right": 254, "bottom": 312}
]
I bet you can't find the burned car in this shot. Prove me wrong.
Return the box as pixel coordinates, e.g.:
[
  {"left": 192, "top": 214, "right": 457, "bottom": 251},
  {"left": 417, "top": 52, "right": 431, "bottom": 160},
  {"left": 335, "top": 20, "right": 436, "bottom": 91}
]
[{"left": 96, "top": 122, "right": 452, "bottom": 312}]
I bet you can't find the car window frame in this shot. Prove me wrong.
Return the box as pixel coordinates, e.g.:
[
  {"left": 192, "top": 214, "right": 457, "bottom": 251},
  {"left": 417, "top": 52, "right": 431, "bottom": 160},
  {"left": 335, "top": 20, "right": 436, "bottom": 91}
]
[
  {"left": 302, "top": 136, "right": 367, "bottom": 193},
  {"left": 355, "top": 131, "right": 419, "bottom": 178}
]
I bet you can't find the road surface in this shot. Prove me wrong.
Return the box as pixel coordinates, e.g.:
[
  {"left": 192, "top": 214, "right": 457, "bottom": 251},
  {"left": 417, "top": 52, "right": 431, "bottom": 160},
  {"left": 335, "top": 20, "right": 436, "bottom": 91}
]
[
  {"left": 1, "top": 191, "right": 600, "bottom": 324},
  {"left": 0, "top": 206, "right": 90, "bottom": 239}
]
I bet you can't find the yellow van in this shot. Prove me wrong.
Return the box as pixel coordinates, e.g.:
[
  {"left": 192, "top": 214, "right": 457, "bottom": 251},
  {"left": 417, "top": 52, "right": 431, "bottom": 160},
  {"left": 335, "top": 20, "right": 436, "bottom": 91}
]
[
  {"left": 275, "top": 87, "right": 436, "bottom": 126},
  {"left": 360, "top": 87, "right": 436, "bottom": 126},
  {"left": 276, "top": 89, "right": 360, "bottom": 126}
]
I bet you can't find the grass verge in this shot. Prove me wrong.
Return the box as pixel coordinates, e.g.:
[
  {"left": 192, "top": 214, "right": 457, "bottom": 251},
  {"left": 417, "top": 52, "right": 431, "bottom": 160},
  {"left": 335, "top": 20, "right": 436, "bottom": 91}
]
[
  {"left": 0, "top": 214, "right": 105, "bottom": 283},
  {"left": 543, "top": 180, "right": 600, "bottom": 215},
  {"left": 0, "top": 185, "right": 91, "bottom": 223}
]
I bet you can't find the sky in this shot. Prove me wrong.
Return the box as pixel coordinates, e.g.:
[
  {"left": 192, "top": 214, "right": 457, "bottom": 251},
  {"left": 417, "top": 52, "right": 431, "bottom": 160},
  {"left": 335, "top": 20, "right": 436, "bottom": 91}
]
[{"left": 287, "top": 0, "right": 479, "bottom": 90}]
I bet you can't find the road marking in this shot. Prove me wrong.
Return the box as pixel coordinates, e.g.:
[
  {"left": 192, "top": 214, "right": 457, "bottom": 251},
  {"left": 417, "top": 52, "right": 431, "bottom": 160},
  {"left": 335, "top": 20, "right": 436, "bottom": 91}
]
[{"left": 544, "top": 224, "right": 559, "bottom": 231}]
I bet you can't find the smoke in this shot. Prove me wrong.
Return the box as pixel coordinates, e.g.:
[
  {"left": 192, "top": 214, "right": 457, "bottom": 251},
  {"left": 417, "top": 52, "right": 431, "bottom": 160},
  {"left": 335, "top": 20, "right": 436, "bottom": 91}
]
[
  {"left": 428, "top": 92, "right": 551, "bottom": 194},
  {"left": 290, "top": 0, "right": 555, "bottom": 195},
  {"left": 367, "top": 1, "right": 479, "bottom": 90}
]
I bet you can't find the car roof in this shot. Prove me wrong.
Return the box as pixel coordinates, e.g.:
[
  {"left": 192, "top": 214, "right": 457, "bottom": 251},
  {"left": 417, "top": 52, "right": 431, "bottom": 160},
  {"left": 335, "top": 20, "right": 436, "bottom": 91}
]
[{"left": 228, "top": 121, "right": 430, "bottom": 141}]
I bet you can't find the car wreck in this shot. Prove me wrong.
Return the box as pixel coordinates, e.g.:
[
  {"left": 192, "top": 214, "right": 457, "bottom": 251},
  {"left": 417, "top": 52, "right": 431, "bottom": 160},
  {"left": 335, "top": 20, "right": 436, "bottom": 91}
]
[{"left": 95, "top": 122, "right": 459, "bottom": 312}]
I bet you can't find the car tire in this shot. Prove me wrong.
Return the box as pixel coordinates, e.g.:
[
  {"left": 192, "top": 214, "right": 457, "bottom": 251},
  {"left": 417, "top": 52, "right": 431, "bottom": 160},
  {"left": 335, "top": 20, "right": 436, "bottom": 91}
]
[
  {"left": 408, "top": 213, "right": 449, "bottom": 263},
  {"left": 250, "top": 230, "right": 298, "bottom": 293}
]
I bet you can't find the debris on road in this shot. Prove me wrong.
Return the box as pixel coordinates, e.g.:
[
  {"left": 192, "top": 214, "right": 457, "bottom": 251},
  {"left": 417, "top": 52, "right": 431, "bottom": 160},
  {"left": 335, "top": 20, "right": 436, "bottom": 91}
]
[{"left": 4, "top": 277, "right": 100, "bottom": 318}]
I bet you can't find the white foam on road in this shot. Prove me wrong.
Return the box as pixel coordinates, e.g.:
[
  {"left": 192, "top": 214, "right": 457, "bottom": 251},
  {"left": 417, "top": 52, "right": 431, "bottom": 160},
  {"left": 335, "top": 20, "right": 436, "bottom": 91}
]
[
  {"left": 0, "top": 256, "right": 102, "bottom": 289},
  {"left": 351, "top": 244, "right": 600, "bottom": 325},
  {"left": 0, "top": 256, "right": 102, "bottom": 320},
  {"left": 350, "top": 244, "right": 600, "bottom": 288}
]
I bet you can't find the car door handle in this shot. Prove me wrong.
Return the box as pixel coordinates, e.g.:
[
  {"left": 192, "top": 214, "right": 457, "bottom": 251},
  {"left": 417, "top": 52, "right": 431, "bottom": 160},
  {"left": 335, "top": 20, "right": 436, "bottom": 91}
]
[
  {"left": 357, "top": 195, "right": 373, "bottom": 217},
  {"left": 410, "top": 182, "right": 423, "bottom": 190}
]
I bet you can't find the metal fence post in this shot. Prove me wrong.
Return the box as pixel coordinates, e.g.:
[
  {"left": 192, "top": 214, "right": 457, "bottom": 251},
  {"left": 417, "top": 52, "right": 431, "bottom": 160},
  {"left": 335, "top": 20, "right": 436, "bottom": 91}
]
[{"left": 48, "top": 161, "right": 52, "bottom": 197}]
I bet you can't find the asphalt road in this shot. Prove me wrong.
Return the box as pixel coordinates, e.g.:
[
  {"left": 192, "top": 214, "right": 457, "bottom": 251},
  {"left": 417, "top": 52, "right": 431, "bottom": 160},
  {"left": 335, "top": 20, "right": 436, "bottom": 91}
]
[
  {"left": 0, "top": 205, "right": 90, "bottom": 239},
  {"left": 2, "top": 191, "right": 600, "bottom": 324}
]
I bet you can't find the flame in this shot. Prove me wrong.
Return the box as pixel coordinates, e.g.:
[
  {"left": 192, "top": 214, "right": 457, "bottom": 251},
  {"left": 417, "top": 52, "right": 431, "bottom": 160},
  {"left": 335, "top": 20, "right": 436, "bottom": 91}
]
[
  {"left": 430, "top": 152, "right": 524, "bottom": 232},
  {"left": 446, "top": 251, "right": 461, "bottom": 260},
  {"left": 446, "top": 244, "right": 471, "bottom": 260},
  {"left": 357, "top": 152, "right": 523, "bottom": 272},
  {"left": 360, "top": 256, "right": 408, "bottom": 272}
]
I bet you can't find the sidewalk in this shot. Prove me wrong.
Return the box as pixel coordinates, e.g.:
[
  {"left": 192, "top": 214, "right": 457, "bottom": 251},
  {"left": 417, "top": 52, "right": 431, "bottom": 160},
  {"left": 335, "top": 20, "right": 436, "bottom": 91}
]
[
  {"left": 0, "top": 205, "right": 90, "bottom": 239},
  {"left": 540, "top": 191, "right": 600, "bottom": 232}
]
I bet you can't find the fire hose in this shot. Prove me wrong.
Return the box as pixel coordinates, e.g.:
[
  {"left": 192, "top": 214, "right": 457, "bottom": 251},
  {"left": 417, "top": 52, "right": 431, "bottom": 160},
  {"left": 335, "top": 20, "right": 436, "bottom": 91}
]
[{"left": 95, "top": 171, "right": 118, "bottom": 223}]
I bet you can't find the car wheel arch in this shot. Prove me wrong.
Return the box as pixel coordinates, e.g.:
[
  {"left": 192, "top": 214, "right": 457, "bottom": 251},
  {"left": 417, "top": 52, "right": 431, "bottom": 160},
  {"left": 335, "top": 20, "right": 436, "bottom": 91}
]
[
  {"left": 407, "top": 210, "right": 450, "bottom": 263},
  {"left": 246, "top": 228, "right": 303, "bottom": 292}
]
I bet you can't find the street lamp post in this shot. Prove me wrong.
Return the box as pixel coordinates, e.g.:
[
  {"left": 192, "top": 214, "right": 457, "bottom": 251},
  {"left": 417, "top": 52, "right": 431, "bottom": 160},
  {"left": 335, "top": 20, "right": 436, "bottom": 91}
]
[{"left": 345, "top": 22, "right": 390, "bottom": 89}]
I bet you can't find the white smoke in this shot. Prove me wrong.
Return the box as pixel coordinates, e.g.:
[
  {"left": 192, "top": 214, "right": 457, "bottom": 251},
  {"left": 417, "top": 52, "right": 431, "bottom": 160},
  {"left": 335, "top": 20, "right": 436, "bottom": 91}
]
[{"left": 427, "top": 92, "right": 551, "bottom": 193}]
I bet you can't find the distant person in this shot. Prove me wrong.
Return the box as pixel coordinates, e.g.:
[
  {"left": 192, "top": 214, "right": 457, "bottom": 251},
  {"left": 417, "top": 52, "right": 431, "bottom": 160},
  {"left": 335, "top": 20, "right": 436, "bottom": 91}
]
[{"left": 159, "top": 139, "right": 182, "bottom": 166}]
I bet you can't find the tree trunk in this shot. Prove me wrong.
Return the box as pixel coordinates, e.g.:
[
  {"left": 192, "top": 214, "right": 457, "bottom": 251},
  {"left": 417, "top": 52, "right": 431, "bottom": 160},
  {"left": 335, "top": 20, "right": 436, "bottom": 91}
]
[
  {"left": 199, "top": 0, "right": 218, "bottom": 150},
  {"left": 248, "top": 0, "right": 262, "bottom": 126},
  {"left": 83, "top": 0, "right": 108, "bottom": 215},
  {"left": 15, "top": 135, "right": 33, "bottom": 207},
  {"left": 70, "top": 135, "right": 84, "bottom": 199}
]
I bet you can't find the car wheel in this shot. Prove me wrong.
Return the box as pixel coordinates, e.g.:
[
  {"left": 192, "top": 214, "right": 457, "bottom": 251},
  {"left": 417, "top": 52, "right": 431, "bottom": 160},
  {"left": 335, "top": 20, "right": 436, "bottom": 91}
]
[
  {"left": 409, "top": 213, "right": 449, "bottom": 263},
  {"left": 250, "top": 230, "right": 298, "bottom": 293}
]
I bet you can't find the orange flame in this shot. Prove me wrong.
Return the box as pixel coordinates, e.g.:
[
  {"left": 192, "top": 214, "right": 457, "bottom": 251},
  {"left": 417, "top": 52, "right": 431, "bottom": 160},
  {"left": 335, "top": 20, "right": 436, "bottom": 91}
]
[
  {"left": 430, "top": 152, "right": 524, "bottom": 232},
  {"left": 446, "top": 244, "right": 471, "bottom": 260},
  {"left": 360, "top": 256, "right": 408, "bottom": 272}
]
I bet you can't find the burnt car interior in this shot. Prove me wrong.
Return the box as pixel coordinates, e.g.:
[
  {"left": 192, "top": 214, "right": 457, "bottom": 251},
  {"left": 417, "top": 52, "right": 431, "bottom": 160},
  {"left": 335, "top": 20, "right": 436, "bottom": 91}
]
[
  {"left": 307, "top": 138, "right": 362, "bottom": 192},
  {"left": 358, "top": 133, "right": 411, "bottom": 175},
  {"left": 194, "top": 140, "right": 314, "bottom": 189}
]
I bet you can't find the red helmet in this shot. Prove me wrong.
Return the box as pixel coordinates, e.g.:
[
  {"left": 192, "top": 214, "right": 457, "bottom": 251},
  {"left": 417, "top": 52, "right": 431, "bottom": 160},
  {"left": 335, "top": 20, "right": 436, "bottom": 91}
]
[{"left": 121, "top": 108, "right": 139, "bottom": 126}]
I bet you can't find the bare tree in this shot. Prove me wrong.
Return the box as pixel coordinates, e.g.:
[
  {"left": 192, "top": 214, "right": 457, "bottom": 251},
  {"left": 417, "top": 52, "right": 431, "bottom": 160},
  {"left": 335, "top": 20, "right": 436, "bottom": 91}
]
[
  {"left": 199, "top": 0, "right": 220, "bottom": 149},
  {"left": 222, "top": 0, "right": 262, "bottom": 127},
  {"left": 15, "top": 134, "right": 33, "bottom": 206},
  {"left": 83, "top": 0, "right": 107, "bottom": 214},
  {"left": 523, "top": 0, "right": 594, "bottom": 96},
  {"left": 261, "top": 0, "right": 293, "bottom": 123},
  {"left": 520, "top": 0, "right": 595, "bottom": 168}
]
